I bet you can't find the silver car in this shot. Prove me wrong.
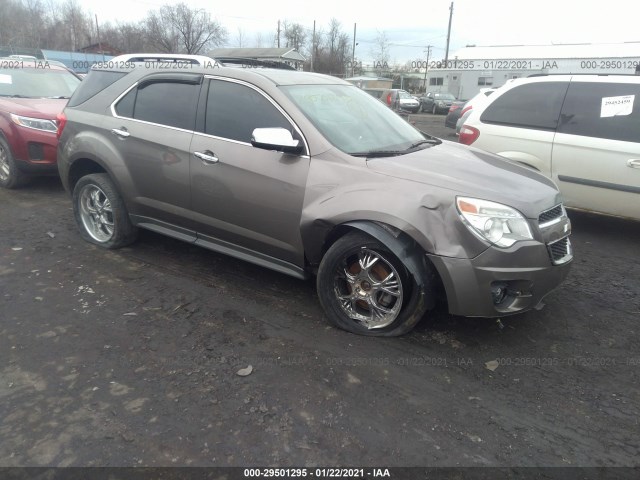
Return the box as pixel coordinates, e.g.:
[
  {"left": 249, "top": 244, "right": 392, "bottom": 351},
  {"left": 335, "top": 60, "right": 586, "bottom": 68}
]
[{"left": 57, "top": 59, "right": 572, "bottom": 336}]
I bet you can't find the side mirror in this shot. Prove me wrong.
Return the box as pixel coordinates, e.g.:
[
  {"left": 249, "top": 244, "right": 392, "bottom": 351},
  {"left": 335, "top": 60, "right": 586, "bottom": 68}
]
[{"left": 251, "top": 128, "right": 303, "bottom": 154}]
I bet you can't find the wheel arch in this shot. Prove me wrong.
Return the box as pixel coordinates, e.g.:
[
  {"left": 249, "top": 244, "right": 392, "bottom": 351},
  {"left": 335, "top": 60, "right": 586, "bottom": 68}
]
[
  {"left": 317, "top": 221, "right": 439, "bottom": 310},
  {"left": 67, "top": 156, "right": 110, "bottom": 193}
]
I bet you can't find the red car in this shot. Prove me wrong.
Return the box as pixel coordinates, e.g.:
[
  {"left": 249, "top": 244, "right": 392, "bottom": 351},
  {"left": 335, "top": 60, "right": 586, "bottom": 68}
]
[{"left": 0, "top": 58, "right": 81, "bottom": 188}]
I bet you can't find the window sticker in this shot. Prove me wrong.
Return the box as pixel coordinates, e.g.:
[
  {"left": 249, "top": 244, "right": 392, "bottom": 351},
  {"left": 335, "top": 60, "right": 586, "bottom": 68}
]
[
  {"left": 0, "top": 74, "right": 12, "bottom": 84},
  {"left": 600, "top": 95, "right": 634, "bottom": 118}
]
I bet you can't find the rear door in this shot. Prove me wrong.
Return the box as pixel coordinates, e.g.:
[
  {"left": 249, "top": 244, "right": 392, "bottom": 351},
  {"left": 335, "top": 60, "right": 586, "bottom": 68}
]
[
  {"left": 108, "top": 73, "right": 201, "bottom": 228},
  {"left": 552, "top": 78, "right": 640, "bottom": 219}
]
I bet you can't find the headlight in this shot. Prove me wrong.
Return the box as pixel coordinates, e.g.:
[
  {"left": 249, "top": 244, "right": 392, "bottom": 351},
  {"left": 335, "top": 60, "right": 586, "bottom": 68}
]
[
  {"left": 10, "top": 113, "right": 57, "bottom": 133},
  {"left": 456, "top": 196, "right": 533, "bottom": 248}
]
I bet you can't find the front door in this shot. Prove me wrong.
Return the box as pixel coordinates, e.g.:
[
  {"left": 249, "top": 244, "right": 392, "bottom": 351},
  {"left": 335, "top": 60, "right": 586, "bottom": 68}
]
[{"left": 189, "top": 78, "right": 310, "bottom": 271}]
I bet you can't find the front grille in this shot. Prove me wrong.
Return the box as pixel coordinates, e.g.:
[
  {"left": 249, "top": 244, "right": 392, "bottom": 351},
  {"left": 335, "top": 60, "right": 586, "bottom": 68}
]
[
  {"left": 547, "top": 236, "right": 572, "bottom": 265},
  {"left": 538, "top": 204, "right": 565, "bottom": 227}
]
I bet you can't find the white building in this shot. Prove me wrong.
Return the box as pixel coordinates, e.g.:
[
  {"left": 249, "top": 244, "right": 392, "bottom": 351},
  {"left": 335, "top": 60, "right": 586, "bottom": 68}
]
[{"left": 425, "top": 43, "right": 640, "bottom": 100}]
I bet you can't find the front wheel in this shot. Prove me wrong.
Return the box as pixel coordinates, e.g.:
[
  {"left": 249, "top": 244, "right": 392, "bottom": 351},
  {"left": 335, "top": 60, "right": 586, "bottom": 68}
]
[
  {"left": 0, "top": 136, "right": 27, "bottom": 189},
  {"left": 72, "top": 173, "right": 138, "bottom": 249},
  {"left": 317, "top": 232, "right": 429, "bottom": 336}
]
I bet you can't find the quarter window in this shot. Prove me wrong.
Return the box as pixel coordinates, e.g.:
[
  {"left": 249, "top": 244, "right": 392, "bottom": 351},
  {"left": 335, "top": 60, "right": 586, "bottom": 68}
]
[
  {"left": 557, "top": 82, "right": 640, "bottom": 143},
  {"left": 480, "top": 81, "right": 569, "bottom": 130},
  {"left": 204, "top": 80, "right": 295, "bottom": 144},
  {"left": 115, "top": 80, "right": 200, "bottom": 130}
]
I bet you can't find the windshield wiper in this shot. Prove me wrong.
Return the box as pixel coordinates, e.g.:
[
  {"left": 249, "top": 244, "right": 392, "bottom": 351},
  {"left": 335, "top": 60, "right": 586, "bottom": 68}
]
[
  {"left": 47, "top": 95, "right": 70, "bottom": 99},
  {"left": 351, "top": 150, "right": 407, "bottom": 158},
  {"left": 405, "top": 139, "right": 438, "bottom": 150},
  {"left": 0, "top": 94, "right": 32, "bottom": 98}
]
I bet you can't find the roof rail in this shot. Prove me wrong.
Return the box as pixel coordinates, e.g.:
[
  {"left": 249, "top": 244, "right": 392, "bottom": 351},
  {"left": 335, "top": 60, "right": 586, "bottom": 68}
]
[
  {"left": 215, "top": 57, "right": 296, "bottom": 70},
  {"left": 108, "top": 53, "right": 219, "bottom": 67}
]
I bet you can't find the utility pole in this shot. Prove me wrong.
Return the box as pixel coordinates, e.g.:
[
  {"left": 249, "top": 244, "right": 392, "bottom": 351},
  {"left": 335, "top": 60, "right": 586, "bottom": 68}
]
[
  {"left": 444, "top": 2, "right": 454, "bottom": 66},
  {"left": 423, "top": 45, "right": 432, "bottom": 91},
  {"left": 95, "top": 14, "right": 104, "bottom": 61},
  {"left": 351, "top": 23, "right": 357, "bottom": 78},
  {"left": 311, "top": 20, "right": 315, "bottom": 72},
  {"left": 277, "top": 20, "right": 280, "bottom": 48}
]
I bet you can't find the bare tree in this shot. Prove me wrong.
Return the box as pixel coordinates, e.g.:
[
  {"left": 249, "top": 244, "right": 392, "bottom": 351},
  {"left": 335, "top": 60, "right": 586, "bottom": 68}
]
[
  {"left": 370, "top": 30, "right": 391, "bottom": 67},
  {"left": 144, "top": 3, "right": 227, "bottom": 54},
  {"left": 253, "top": 32, "right": 265, "bottom": 48},
  {"left": 235, "top": 27, "right": 245, "bottom": 47},
  {"left": 283, "top": 22, "right": 307, "bottom": 52}
]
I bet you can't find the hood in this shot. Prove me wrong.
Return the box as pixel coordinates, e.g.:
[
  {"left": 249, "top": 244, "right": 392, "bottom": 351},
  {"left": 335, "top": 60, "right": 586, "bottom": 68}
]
[
  {"left": 0, "top": 98, "right": 67, "bottom": 119},
  {"left": 366, "top": 140, "right": 562, "bottom": 219}
]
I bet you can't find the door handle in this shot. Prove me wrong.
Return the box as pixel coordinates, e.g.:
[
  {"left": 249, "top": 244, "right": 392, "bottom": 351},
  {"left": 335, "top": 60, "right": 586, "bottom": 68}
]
[
  {"left": 194, "top": 151, "right": 219, "bottom": 164},
  {"left": 627, "top": 159, "right": 640, "bottom": 169},
  {"left": 111, "top": 128, "right": 130, "bottom": 138}
]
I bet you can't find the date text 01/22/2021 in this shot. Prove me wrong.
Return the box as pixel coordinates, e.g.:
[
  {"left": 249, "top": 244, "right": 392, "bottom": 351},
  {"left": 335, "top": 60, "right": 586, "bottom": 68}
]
[{"left": 243, "top": 468, "right": 391, "bottom": 478}]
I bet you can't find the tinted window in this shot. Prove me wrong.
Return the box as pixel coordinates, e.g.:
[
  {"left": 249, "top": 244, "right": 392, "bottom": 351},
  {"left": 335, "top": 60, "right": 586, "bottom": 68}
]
[
  {"left": 205, "top": 80, "right": 293, "bottom": 142},
  {"left": 68, "top": 70, "right": 125, "bottom": 107},
  {"left": 132, "top": 81, "right": 199, "bottom": 130},
  {"left": 114, "top": 88, "right": 136, "bottom": 117},
  {"left": 558, "top": 82, "right": 640, "bottom": 143},
  {"left": 480, "top": 81, "right": 568, "bottom": 130}
]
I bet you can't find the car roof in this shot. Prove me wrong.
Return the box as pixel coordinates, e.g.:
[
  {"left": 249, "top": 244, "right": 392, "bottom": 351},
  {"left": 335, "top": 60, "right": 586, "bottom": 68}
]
[{"left": 90, "top": 61, "right": 351, "bottom": 87}]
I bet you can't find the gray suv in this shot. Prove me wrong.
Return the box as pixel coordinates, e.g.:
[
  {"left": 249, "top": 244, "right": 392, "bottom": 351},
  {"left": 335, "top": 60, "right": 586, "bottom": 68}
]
[{"left": 57, "top": 59, "right": 572, "bottom": 336}]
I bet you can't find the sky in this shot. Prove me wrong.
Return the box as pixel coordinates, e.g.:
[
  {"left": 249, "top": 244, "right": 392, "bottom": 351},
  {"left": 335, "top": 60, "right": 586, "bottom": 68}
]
[{"left": 84, "top": 0, "right": 640, "bottom": 64}]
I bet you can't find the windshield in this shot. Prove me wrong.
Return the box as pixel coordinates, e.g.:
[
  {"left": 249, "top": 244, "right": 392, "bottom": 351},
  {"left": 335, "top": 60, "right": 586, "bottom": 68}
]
[
  {"left": 435, "top": 93, "right": 456, "bottom": 100},
  {"left": 398, "top": 91, "right": 413, "bottom": 99},
  {"left": 0, "top": 66, "right": 80, "bottom": 98},
  {"left": 282, "top": 84, "right": 426, "bottom": 155}
]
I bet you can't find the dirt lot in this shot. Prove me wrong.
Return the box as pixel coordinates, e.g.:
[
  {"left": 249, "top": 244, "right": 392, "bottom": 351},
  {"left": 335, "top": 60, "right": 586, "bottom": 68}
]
[{"left": 0, "top": 114, "right": 639, "bottom": 474}]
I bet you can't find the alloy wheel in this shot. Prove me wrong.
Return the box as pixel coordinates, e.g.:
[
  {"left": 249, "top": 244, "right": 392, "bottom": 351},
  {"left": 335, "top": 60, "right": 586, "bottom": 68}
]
[{"left": 333, "top": 248, "right": 403, "bottom": 329}]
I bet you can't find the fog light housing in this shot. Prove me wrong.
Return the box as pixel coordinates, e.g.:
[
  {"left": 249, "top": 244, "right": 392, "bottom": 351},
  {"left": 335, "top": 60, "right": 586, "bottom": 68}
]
[{"left": 491, "top": 282, "right": 508, "bottom": 305}]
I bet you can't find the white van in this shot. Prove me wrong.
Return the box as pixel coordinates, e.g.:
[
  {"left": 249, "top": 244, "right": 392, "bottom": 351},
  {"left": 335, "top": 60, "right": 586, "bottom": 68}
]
[{"left": 460, "top": 74, "right": 640, "bottom": 220}]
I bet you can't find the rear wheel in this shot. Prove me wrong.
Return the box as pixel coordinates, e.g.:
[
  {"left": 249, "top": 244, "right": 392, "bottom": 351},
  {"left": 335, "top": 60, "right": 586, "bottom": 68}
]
[
  {"left": 317, "top": 232, "right": 429, "bottom": 336},
  {"left": 0, "top": 137, "right": 27, "bottom": 189},
  {"left": 72, "top": 173, "right": 138, "bottom": 249}
]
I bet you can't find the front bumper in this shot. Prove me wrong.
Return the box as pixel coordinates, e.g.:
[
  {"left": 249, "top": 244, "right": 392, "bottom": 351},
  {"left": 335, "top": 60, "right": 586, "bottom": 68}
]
[{"left": 427, "top": 239, "right": 572, "bottom": 317}]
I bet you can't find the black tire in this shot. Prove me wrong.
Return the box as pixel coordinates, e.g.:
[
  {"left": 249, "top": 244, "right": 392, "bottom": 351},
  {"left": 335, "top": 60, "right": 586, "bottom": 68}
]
[
  {"left": 432, "top": 104, "right": 437, "bottom": 115},
  {"left": 72, "top": 173, "right": 138, "bottom": 249},
  {"left": 317, "top": 231, "right": 429, "bottom": 336},
  {"left": 0, "top": 136, "right": 28, "bottom": 189}
]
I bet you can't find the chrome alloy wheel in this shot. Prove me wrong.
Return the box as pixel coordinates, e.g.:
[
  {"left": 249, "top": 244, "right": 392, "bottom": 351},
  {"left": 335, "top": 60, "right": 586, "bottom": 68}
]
[
  {"left": 334, "top": 248, "right": 403, "bottom": 329},
  {"left": 78, "top": 184, "right": 114, "bottom": 243},
  {"left": 0, "top": 144, "right": 9, "bottom": 182}
]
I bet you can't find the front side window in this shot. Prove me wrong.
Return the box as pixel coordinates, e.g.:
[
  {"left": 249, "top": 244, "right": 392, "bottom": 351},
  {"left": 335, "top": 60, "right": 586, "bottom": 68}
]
[
  {"left": 480, "top": 81, "right": 569, "bottom": 130},
  {"left": 204, "top": 79, "right": 295, "bottom": 144},
  {"left": 558, "top": 82, "right": 640, "bottom": 143},
  {"left": 115, "top": 80, "right": 200, "bottom": 130}
]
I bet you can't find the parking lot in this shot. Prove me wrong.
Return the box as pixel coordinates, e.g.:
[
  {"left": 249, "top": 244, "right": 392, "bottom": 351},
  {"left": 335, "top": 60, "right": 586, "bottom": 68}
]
[{"left": 0, "top": 113, "right": 639, "bottom": 471}]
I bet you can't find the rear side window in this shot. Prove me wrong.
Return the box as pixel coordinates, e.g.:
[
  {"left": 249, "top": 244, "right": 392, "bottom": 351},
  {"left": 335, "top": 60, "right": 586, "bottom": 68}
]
[
  {"left": 480, "top": 82, "right": 569, "bottom": 130},
  {"left": 115, "top": 81, "right": 200, "bottom": 131},
  {"left": 557, "top": 82, "right": 640, "bottom": 143},
  {"left": 204, "top": 80, "right": 293, "bottom": 142},
  {"left": 67, "top": 70, "right": 126, "bottom": 107}
]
